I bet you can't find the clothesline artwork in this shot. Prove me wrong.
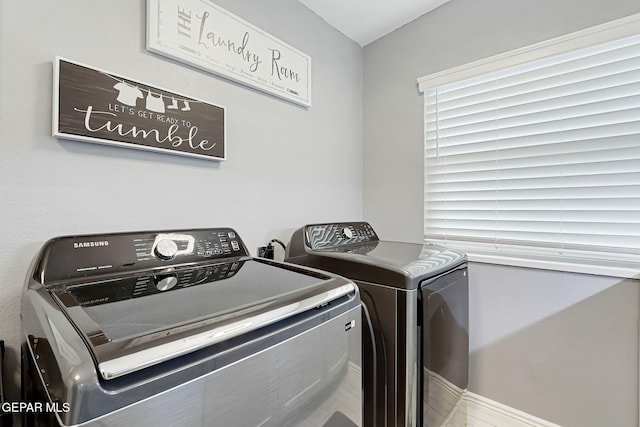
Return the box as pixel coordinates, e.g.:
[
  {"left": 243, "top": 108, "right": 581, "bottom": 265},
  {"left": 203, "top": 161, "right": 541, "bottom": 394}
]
[
  {"left": 55, "top": 57, "right": 226, "bottom": 161},
  {"left": 109, "top": 73, "right": 193, "bottom": 113}
]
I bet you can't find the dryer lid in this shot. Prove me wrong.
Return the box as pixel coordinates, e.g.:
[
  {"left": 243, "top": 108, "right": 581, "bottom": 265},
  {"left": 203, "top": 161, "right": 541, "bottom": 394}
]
[
  {"left": 314, "top": 240, "right": 466, "bottom": 281},
  {"left": 286, "top": 222, "right": 467, "bottom": 289}
]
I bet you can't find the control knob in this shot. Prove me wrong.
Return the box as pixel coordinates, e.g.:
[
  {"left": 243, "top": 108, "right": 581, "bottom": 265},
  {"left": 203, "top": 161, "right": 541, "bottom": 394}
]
[
  {"left": 341, "top": 227, "right": 354, "bottom": 239},
  {"left": 154, "top": 239, "right": 178, "bottom": 260},
  {"left": 154, "top": 274, "right": 178, "bottom": 291}
]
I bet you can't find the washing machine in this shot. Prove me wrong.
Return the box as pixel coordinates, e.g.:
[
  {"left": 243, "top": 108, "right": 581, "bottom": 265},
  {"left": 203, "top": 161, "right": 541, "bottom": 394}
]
[
  {"left": 286, "top": 222, "right": 468, "bottom": 427},
  {"left": 21, "top": 227, "right": 362, "bottom": 426},
  {"left": 0, "top": 340, "right": 12, "bottom": 427}
]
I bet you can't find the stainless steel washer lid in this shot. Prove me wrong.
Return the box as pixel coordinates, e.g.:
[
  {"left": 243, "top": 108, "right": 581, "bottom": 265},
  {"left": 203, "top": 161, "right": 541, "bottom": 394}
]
[
  {"left": 286, "top": 222, "right": 467, "bottom": 290},
  {"left": 50, "top": 259, "right": 355, "bottom": 379}
]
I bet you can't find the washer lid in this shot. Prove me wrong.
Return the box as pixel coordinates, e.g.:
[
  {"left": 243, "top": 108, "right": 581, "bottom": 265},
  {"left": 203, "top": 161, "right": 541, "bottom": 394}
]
[{"left": 49, "top": 258, "right": 356, "bottom": 379}]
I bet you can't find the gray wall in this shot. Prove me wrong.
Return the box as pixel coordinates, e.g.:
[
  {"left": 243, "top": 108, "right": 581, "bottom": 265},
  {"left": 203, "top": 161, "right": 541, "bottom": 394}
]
[
  {"left": 362, "top": 0, "right": 640, "bottom": 425},
  {"left": 0, "top": 0, "right": 362, "bottom": 400},
  {"left": 469, "top": 263, "right": 639, "bottom": 426}
]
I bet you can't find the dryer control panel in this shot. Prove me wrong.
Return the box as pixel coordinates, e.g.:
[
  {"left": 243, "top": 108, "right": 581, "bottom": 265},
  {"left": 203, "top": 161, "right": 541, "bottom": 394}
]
[
  {"left": 305, "top": 222, "right": 379, "bottom": 249},
  {"left": 34, "top": 228, "right": 249, "bottom": 286}
]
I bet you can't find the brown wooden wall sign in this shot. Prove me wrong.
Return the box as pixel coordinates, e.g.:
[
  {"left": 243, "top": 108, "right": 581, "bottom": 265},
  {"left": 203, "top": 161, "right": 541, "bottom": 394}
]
[{"left": 53, "top": 57, "right": 226, "bottom": 161}]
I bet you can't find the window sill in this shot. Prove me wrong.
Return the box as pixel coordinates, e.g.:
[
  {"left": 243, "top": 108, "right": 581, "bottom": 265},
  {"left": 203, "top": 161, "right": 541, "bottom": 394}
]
[{"left": 466, "top": 251, "right": 640, "bottom": 279}]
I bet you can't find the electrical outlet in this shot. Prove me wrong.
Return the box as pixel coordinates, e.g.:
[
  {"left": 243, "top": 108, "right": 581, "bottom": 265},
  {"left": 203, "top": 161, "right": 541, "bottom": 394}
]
[{"left": 257, "top": 245, "right": 274, "bottom": 259}]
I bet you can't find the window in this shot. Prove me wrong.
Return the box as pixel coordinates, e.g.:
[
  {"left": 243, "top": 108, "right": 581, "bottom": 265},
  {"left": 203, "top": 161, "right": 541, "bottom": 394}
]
[{"left": 418, "top": 15, "right": 640, "bottom": 274}]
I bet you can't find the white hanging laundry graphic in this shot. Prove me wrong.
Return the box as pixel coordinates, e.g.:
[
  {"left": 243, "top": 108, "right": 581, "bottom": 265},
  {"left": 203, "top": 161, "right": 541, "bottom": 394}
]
[
  {"left": 181, "top": 100, "right": 191, "bottom": 112},
  {"left": 113, "top": 82, "right": 143, "bottom": 107},
  {"left": 146, "top": 90, "right": 165, "bottom": 113},
  {"left": 167, "top": 97, "right": 179, "bottom": 110}
]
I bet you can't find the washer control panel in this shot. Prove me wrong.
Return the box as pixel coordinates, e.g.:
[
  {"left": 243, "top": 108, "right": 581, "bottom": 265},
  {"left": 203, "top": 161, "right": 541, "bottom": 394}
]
[
  {"left": 305, "top": 222, "right": 379, "bottom": 249},
  {"left": 36, "top": 228, "right": 248, "bottom": 285}
]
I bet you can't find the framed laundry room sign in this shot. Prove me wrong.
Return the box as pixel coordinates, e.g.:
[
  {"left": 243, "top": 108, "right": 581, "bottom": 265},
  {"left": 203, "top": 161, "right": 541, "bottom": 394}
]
[
  {"left": 53, "top": 57, "right": 226, "bottom": 161},
  {"left": 147, "top": 0, "right": 311, "bottom": 107}
]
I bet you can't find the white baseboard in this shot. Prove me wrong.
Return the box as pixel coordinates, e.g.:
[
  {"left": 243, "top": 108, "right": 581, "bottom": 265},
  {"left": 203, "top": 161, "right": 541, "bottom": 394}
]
[
  {"left": 459, "top": 392, "right": 562, "bottom": 427},
  {"left": 424, "top": 369, "right": 561, "bottom": 426}
]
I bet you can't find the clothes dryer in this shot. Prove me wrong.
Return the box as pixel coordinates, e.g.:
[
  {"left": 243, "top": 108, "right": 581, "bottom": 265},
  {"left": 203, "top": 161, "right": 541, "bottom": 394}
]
[{"left": 286, "top": 222, "right": 468, "bottom": 426}]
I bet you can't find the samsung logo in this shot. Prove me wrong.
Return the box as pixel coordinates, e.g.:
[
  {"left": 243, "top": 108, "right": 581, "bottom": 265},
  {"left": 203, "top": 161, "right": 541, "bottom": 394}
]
[{"left": 73, "top": 241, "right": 109, "bottom": 249}]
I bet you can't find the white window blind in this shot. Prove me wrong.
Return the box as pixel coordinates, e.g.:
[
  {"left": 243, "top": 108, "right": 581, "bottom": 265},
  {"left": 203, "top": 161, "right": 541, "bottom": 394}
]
[{"left": 423, "top": 34, "right": 640, "bottom": 263}]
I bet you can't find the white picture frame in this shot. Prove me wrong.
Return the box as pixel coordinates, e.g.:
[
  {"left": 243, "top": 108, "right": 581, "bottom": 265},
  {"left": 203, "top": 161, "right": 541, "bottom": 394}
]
[{"left": 147, "top": 0, "right": 312, "bottom": 107}]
